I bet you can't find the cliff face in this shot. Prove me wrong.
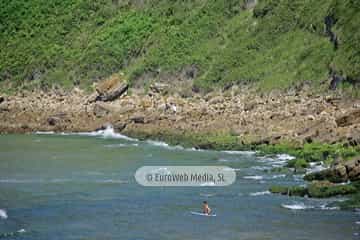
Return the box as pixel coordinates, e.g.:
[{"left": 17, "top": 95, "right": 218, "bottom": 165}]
[{"left": 0, "top": 0, "right": 359, "bottom": 92}]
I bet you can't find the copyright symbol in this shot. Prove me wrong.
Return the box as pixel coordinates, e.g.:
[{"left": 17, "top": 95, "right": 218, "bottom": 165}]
[{"left": 146, "top": 174, "right": 153, "bottom": 182}]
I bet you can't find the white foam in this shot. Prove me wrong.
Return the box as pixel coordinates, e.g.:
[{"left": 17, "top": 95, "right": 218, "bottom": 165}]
[
  {"left": 35, "top": 131, "right": 55, "bottom": 134},
  {"left": 37, "top": 126, "right": 137, "bottom": 141},
  {"left": 319, "top": 204, "right": 339, "bottom": 210},
  {"left": 17, "top": 229, "right": 26, "bottom": 233},
  {"left": 200, "top": 193, "right": 216, "bottom": 197},
  {"left": 0, "top": 209, "right": 8, "bottom": 219},
  {"left": 243, "top": 175, "right": 263, "bottom": 180},
  {"left": 281, "top": 202, "right": 339, "bottom": 211},
  {"left": 306, "top": 162, "right": 328, "bottom": 174},
  {"left": 222, "top": 150, "right": 257, "bottom": 155},
  {"left": 249, "top": 191, "right": 271, "bottom": 196},
  {"left": 276, "top": 154, "right": 295, "bottom": 161},
  {"left": 79, "top": 126, "right": 137, "bottom": 141},
  {"left": 218, "top": 158, "right": 230, "bottom": 162},
  {"left": 146, "top": 140, "right": 184, "bottom": 150},
  {"left": 270, "top": 174, "right": 286, "bottom": 179},
  {"left": 104, "top": 143, "right": 139, "bottom": 148},
  {"left": 281, "top": 203, "right": 313, "bottom": 210}
]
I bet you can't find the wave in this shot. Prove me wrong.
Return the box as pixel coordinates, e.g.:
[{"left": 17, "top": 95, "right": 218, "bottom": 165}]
[
  {"left": 0, "top": 229, "right": 26, "bottom": 238},
  {"left": 249, "top": 191, "right": 271, "bottom": 196},
  {"left": 146, "top": 140, "right": 184, "bottom": 150},
  {"left": 0, "top": 209, "right": 7, "bottom": 219},
  {"left": 36, "top": 126, "right": 137, "bottom": 141},
  {"left": 270, "top": 174, "right": 286, "bottom": 179},
  {"left": 221, "top": 150, "right": 257, "bottom": 155},
  {"left": 243, "top": 175, "right": 263, "bottom": 180},
  {"left": 70, "top": 126, "right": 137, "bottom": 141},
  {"left": 306, "top": 162, "right": 328, "bottom": 174},
  {"left": 281, "top": 202, "right": 339, "bottom": 211},
  {"left": 251, "top": 166, "right": 272, "bottom": 171},
  {"left": 200, "top": 193, "right": 217, "bottom": 197},
  {"left": 35, "top": 131, "right": 55, "bottom": 134},
  {"left": 104, "top": 143, "right": 139, "bottom": 148},
  {"left": 276, "top": 154, "right": 295, "bottom": 161},
  {"left": 218, "top": 158, "right": 230, "bottom": 162},
  {"left": 281, "top": 203, "right": 313, "bottom": 210}
]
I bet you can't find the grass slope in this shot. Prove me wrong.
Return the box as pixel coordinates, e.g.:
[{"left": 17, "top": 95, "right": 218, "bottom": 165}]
[{"left": 0, "top": 0, "right": 359, "bottom": 91}]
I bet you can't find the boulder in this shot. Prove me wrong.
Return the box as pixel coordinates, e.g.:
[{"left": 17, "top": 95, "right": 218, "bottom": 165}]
[
  {"left": 304, "top": 167, "right": 348, "bottom": 183},
  {"left": 346, "top": 158, "right": 360, "bottom": 181},
  {"left": 149, "top": 83, "right": 169, "bottom": 94},
  {"left": 304, "top": 157, "right": 360, "bottom": 183},
  {"left": 208, "top": 96, "right": 224, "bottom": 105},
  {"left": 307, "top": 181, "right": 356, "bottom": 198},
  {"left": 0, "top": 102, "right": 9, "bottom": 112},
  {"left": 130, "top": 114, "right": 145, "bottom": 124},
  {"left": 97, "top": 82, "right": 128, "bottom": 102},
  {"left": 336, "top": 109, "right": 360, "bottom": 127},
  {"left": 47, "top": 117, "right": 60, "bottom": 126},
  {"left": 93, "top": 103, "right": 110, "bottom": 117},
  {"left": 113, "top": 122, "right": 127, "bottom": 132},
  {"left": 46, "top": 113, "right": 67, "bottom": 126}
]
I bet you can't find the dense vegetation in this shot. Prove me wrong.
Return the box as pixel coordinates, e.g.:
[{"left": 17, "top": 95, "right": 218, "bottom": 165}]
[{"left": 0, "top": 0, "right": 359, "bottom": 92}]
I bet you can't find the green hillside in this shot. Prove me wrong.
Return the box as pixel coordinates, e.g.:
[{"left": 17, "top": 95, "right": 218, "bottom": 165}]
[{"left": 0, "top": 0, "right": 359, "bottom": 92}]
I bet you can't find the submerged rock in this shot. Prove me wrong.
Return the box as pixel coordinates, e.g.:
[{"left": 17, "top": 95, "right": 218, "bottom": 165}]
[
  {"left": 307, "top": 181, "right": 356, "bottom": 198},
  {"left": 304, "top": 157, "right": 360, "bottom": 183}
]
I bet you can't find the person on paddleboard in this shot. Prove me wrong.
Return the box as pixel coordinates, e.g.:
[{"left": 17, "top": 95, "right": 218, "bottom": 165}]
[{"left": 202, "top": 201, "right": 211, "bottom": 215}]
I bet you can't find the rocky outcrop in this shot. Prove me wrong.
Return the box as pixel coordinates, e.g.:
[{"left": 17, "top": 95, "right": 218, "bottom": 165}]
[
  {"left": 1, "top": 86, "right": 360, "bottom": 149},
  {"left": 304, "top": 157, "right": 360, "bottom": 183},
  {"left": 270, "top": 181, "right": 356, "bottom": 198},
  {"left": 336, "top": 109, "right": 360, "bottom": 127},
  {"left": 96, "top": 81, "right": 128, "bottom": 102}
]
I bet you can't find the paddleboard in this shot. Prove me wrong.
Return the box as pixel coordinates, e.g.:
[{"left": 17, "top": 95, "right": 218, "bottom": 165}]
[{"left": 190, "top": 211, "right": 216, "bottom": 217}]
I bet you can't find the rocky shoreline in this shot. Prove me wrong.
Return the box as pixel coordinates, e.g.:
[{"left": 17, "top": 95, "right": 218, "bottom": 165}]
[
  {"left": 2, "top": 81, "right": 360, "bottom": 209},
  {"left": 1, "top": 83, "right": 360, "bottom": 147}
]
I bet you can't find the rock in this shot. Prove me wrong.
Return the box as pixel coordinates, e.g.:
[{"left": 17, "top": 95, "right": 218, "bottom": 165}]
[
  {"left": 208, "top": 96, "right": 224, "bottom": 105},
  {"left": 113, "top": 122, "right": 127, "bottom": 132},
  {"left": 98, "top": 82, "right": 128, "bottom": 102},
  {"left": 46, "top": 113, "right": 67, "bottom": 126},
  {"left": 269, "top": 185, "right": 307, "bottom": 197},
  {"left": 304, "top": 157, "right": 360, "bottom": 183},
  {"left": 47, "top": 117, "right": 59, "bottom": 126},
  {"left": 307, "top": 181, "right": 356, "bottom": 198},
  {"left": 304, "top": 167, "right": 347, "bottom": 183},
  {"left": 346, "top": 158, "right": 360, "bottom": 181},
  {"left": 0, "top": 102, "right": 9, "bottom": 112},
  {"left": 149, "top": 83, "right": 169, "bottom": 94},
  {"left": 86, "top": 92, "right": 99, "bottom": 104},
  {"left": 130, "top": 114, "right": 145, "bottom": 124},
  {"left": 244, "top": 101, "right": 256, "bottom": 111},
  {"left": 96, "top": 74, "right": 121, "bottom": 95},
  {"left": 336, "top": 109, "right": 360, "bottom": 127},
  {"left": 0, "top": 96, "right": 4, "bottom": 104},
  {"left": 93, "top": 103, "right": 110, "bottom": 117}
]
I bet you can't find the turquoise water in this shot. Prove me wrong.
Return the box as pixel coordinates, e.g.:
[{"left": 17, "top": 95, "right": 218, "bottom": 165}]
[{"left": 0, "top": 130, "right": 359, "bottom": 239}]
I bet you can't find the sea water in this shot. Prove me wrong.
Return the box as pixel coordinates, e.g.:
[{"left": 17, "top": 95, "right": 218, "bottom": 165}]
[{"left": 0, "top": 129, "right": 358, "bottom": 239}]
